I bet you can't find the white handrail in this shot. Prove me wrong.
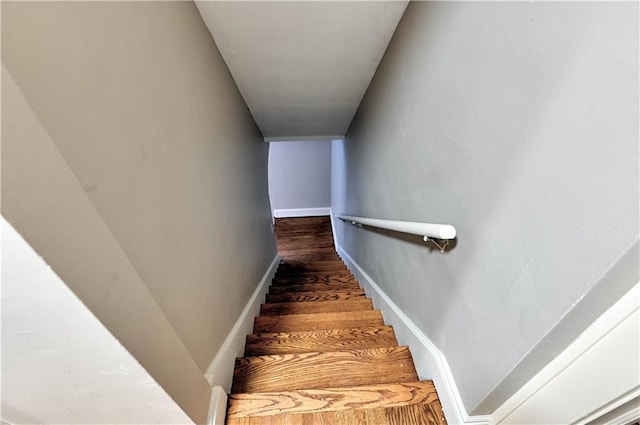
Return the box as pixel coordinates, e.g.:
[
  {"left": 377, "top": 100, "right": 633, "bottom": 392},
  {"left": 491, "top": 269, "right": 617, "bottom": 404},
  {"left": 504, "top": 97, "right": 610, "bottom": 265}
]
[{"left": 338, "top": 215, "right": 456, "bottom": 240}]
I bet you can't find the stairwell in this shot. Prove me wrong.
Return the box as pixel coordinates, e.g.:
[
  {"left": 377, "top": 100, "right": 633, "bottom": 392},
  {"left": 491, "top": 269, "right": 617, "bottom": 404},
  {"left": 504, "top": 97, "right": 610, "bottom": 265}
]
[{"left": 226, "top": 216, "right": 448, "bottom": 424}]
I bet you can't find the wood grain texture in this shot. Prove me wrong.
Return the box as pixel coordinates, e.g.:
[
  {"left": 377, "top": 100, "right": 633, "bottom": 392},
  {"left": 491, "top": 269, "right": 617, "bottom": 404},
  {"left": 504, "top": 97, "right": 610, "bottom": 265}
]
[
  {"left": 260, "top": 299, "right": 373, "bottom": 316},
  {"left": 278, "top": 246, "right": 336, "bottom": 259},
  {"left": 265, "top": 289, "right": 366, "bottom": 303},
  {"left": 226, "top": 216, "right": 446, "bottom": 425},
  {"left": 268, "top": 281, "right": 360, "bottom": 294},
  {"left": 279, "top": 252, "right": 343, "bottom": 262},
  {"left": 228, "top": 381, "right": 439, "bottom": 418},
  {"left": 232, "top": 347, "right": 418, "bottom": 393},
  {"left": 274, "top": 270, "right": 353, "bottom": 278},
  {"left": 227, "top": 402, "right": 447, "bottom": 425},
  {"left": 245, "top": 326, "right": 398, "bottom": 356},
  {"left": 279, "top": 260, "right": 346, "bottom": 268},
  {"left": 276, "top": 266, "right": 348, "bottom": 275},
  {"left": 271, "top": 274, "right": 356, "bottom": 286},
  {"left": 253, "top": 310, "right": 385, "bottom": 333}
]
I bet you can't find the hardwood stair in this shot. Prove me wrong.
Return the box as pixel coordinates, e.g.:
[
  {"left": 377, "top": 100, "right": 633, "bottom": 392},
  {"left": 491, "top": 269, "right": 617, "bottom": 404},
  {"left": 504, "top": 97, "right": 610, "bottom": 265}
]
[
  {"left": 226, "top": 216, "right": 447, "bottom": 425},
  {"left": 244, "top": 326, "right": 398, "bottom": 356}
]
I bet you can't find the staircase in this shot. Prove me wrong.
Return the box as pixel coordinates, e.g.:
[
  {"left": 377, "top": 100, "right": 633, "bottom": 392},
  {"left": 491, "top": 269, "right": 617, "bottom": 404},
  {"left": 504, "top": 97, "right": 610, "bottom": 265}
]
[{"left": 226, "top": 216, "right": 447, "bottom": 424}]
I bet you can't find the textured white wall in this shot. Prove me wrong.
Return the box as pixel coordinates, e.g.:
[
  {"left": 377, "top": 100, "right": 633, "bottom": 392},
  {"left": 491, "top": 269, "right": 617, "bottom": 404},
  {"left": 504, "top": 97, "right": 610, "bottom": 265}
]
[
  {"left": 335, "top": 1, "right": 639, "bottom": 415},
  {"left": 1, "top": 218, "right": 193, "bottom": 425},
  {"left": 268, "top": 141, "right": 332, "bottom": 212}
]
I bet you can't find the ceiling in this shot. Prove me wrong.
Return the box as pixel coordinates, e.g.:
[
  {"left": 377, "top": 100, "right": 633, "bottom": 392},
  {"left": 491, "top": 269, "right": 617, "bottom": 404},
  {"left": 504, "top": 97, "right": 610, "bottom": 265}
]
[{"left": 195, "top": 1, "right": 408, "bottom": 141}]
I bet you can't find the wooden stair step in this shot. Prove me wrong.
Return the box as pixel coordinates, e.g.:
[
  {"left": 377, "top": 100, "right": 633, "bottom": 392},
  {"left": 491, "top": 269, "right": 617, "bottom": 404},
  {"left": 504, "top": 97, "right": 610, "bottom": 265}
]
[
  {"left": 231, "top": 347, "right": 418, "bottom": 393},
  {"left": 275, "top": 270, "right": 351, "bottom": 277},
  {"left": 276, "top": 226, "right": 332, "bottom": 233},
  {"left": 278, "top": 247, "right": 337, "bottom": 256},
  {"left": 279, "top": 253, "right": 342, "bottom": 262},
  {"left": 277, "top": 228, "right": 331, "bottom": 233},
  {"left": 260, "top": 299, "right": 373, "bottom": 316},
  {"left": 245, "top": 326, "right": 398, "bottom": 356},
  {"left": 280, "top": 259, "right": 345, "bottom": 267},
  {"left": 253, "top": 310, "right": 384, "bottom": 333},
  {"left": 277, "top": 264, "right": 347, "bottom": 273},
  {"left": 275, "top": 227, "right": 332, "bottom": 238},
  {"left": 276, "top": 234, "right": 332, "bottom": 240},
  {"left": 227, "top": 403, "right": 446, "bottom": 425},
  {"left": 277, "top": 241, "right": 335, "bottom": 250},
  {"left": 227, "top": 380, "right": 439, "bottom": 418},
  {"left": 275, "top": 219, "right": 331, "bottom": 227},
  {"left": 265, "top": 289, "right": 366, "bottom": 303},
  {"left": 272, "top": 274, "right": 355, "bottom": 286},
  {"left": 275, "top": 268, "right": 348, "bottom": 276},
  {"left": 268, "top": 281, "right": 359, "bottom": 294}
]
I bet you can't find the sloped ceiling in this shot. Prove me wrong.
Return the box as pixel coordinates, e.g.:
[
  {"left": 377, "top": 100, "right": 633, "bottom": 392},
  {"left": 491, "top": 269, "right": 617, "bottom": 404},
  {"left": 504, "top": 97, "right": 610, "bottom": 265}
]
[{"left": 196, "top": 1, "right": 408, "bottom": 141}]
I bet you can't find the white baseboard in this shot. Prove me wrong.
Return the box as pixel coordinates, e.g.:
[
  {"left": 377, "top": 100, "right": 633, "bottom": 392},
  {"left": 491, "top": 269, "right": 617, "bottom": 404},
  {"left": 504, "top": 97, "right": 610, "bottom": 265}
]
[
  {"left": 206, "top": 386, "right": 228, "bottom": 425},
  {"left": 337, "top": 245, "right": 490, "bottom": 425},
  {"left": 328, "top": 208, "right": 339, "bottom": 253},
  {"left": 264, "top": 135, "right": 344, "bottom": 143},
  {"left": 273, "top": 208, "right": 331, "bottom": 218},
  {"left": 205, "top": 255, "right": 280, "bottom": 392}
]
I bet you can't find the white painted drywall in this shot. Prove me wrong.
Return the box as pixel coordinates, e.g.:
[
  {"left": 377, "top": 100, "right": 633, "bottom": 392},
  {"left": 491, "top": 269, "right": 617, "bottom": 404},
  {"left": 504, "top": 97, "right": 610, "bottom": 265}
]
[
  {"left": 1, "top": 217, "right": 193, "bottom": 425},
  {"left": 335, "top": 1, "right": 639, "bottom": 415},
  {"left": 195, "top": 1, "right": 408, "bottom": 139},
  {"left": 268, "top": 141, "right": 332, "bottom": 213},
  {"left": 2, "top": 65, "right": 212, "bottom": 423},
  {"left": 494, "top": 282, "right": 640, "bottom": 424},
  {"left": 2, "top": 2, "right": 277, "bottom": 422}
]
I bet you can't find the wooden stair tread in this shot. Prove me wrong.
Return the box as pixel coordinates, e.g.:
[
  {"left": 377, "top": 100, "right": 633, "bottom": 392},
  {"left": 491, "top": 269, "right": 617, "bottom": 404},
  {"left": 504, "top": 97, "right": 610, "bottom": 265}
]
[
  {"left": 227, "top": 403, "right": 446, "bottom": 425},
  {"left": 245, "top": 326, "right": 398, "bottom": 356},
  {"left": 253, "top": 310, "right": 384, "bottom": 333},
  {"left": 231, "top": 347, "right": 418, "bottom": 393},
  {"left": 276, "top": 266, "right": 348, "bottom": 274},
  {"left": 278, "top": 255, "right": 344, "bottom": 268},
  {"left": 265, "top": 289, "right": 366, "bottom": 303},
  {"left": 227, "top": 381, "right": 438, "bottom": 418},
  {"left": 268, "top": 282, "right": 359, "bottom": 294},
  {"left": 275, "top": 269, "right": 352, "bottom": 277},
  {"left": 260, "top": 299, "right": 373, "bottom": 316},
  {"left": 278, "top": 248, "right": 337, "bottom": 256},
  {"left": 279, "top": 253, "right": 342, "bottom": 261},
  {"left": 271, "top": 275, "right": 356, "bottom": 286}
]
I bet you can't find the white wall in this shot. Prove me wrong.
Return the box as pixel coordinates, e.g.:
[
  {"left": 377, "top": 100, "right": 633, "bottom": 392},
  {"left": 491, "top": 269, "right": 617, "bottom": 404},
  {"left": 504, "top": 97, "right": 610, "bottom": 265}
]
[
  {"left": 1, "top": 218, "right": 193, "bottom": 425},
  {"left": 335, "top": 1, "right": 639, "bottom": 416},
  {"left": 268, "top": 141, "right": 332, "bottom": 214},
  {"left": 494, "top": 282, "right": 640, "bottom": 424},
  {"left": 2, "top": 2, "right": 277, "bottom": 422}
]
